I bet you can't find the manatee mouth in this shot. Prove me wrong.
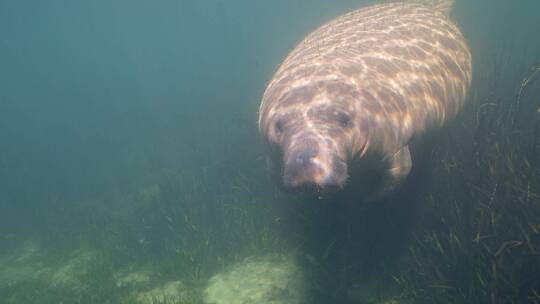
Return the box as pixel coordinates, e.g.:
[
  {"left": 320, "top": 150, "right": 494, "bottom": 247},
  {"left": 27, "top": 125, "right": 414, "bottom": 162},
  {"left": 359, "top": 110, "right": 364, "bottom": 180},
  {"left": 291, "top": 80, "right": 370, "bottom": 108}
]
[{"left": 282, "top": 146, "right": 348, "bottom": 193}]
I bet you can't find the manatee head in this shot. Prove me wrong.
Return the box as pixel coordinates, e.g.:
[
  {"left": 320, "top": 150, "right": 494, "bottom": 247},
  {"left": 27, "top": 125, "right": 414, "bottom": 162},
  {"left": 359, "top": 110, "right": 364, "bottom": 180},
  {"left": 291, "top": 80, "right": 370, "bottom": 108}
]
[{"left": 260, "top": 80, "right": 369, "bottom": 193}]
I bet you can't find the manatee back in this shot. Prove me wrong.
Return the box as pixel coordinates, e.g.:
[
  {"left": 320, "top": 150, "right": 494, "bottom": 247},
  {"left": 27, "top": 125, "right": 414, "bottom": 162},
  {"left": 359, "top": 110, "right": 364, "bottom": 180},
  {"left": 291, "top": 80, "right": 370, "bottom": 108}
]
[{"left": 260, "top": 2, "right": 472, "bottom": 154}]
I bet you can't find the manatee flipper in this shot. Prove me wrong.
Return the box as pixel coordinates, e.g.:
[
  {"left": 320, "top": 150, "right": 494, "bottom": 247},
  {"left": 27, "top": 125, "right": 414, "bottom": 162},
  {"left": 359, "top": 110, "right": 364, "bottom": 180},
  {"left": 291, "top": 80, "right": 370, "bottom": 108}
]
[
  {"left": 368, "top": 146, "right": 412, "bottom": 201},
  {"left": 388, "top": 145, "right": 412, "bottom": 187}
]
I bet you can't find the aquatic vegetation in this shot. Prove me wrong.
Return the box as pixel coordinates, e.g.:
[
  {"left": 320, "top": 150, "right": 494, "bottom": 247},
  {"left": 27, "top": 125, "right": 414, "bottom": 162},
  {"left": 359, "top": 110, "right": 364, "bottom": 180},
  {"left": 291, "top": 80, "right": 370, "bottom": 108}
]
[
  {"left": 141, "top": 295, "right": 199, "bottom": 304},
  {"left": 392, "top": 62, "right": 540, "bottom": 303},
  {"left": 115, "top": 270, "right": 153, "bottom": 289},
  {"left": 0, "top": 248, "right": 123, "bottom": 303},
  {"left": 1, "top": 23, "right": 538, "bottom": 304},
  {"left": 130, "top": 280, "right": 199, "bottom": 304},
  {"left": 0, "top": 161, "right": 298, "bottom": 303}
]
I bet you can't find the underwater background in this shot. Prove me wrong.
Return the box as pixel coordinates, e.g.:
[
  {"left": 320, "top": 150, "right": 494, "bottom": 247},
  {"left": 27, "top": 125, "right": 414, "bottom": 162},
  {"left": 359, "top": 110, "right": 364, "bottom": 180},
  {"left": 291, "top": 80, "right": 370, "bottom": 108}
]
[{"left": 1, "top": 0, "right": 539, "bottom": 303}]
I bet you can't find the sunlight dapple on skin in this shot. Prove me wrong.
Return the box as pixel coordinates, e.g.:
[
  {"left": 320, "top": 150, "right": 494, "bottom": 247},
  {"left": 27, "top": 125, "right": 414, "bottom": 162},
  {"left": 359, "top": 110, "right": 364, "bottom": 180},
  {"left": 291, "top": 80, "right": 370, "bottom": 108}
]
[{"left": 259, "top": 0, "right": 471, "bottom": 199}]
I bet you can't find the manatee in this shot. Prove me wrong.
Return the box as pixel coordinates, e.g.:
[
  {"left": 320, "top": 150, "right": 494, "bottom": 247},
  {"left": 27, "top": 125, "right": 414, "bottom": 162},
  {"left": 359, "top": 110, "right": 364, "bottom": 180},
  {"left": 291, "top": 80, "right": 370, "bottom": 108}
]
[{"left": 258, "top": 0, "right": 472, "bottom": 199}]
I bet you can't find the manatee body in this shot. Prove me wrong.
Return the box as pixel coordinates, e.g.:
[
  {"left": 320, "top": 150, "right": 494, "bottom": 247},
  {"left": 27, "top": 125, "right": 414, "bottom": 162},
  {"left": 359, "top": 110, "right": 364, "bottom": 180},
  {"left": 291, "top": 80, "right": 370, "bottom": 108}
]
[{"left": 258, "top": 0, "right": 472, "bottom": 198}]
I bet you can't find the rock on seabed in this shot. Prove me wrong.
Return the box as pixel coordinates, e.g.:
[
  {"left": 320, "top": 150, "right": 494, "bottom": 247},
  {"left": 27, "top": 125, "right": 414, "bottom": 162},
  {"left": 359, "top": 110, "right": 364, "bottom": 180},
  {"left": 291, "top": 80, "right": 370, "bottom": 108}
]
[{"left": 204, "top": 254, "right": 307, "bottom": 304}]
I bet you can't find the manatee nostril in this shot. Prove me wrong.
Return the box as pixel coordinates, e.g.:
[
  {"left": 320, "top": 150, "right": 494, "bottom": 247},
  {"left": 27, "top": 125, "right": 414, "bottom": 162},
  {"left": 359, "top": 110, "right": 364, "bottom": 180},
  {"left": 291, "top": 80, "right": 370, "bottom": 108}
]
[
  {"left": 294, "top": 149, "right": 317, "bottom": 166},
  {"left": 321, "top": 175, "right": 340, "bottom": 189}
]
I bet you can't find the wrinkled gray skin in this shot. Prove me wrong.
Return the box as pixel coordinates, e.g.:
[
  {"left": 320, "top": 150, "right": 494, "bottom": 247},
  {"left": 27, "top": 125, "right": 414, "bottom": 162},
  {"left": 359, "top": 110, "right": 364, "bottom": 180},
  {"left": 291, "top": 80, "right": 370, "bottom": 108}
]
[{"left": 259, "top": 2, "right": 471, "bottom": 199}]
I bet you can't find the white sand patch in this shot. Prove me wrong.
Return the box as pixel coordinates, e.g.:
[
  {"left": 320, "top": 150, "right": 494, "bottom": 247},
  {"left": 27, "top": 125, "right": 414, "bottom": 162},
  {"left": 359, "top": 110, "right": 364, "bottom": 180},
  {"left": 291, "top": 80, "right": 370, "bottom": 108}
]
[
  {"left": 0, "top": 240, "right": 95, "bottom": 289},
  {"left": 0, "top": 240, "right": 42, "bottom": 285},
  {"left": 49, "top": 249, "right": 94, "bottom": 287},
  {"left": 204, "top": 254, "right": 307, "bottom": 304}
]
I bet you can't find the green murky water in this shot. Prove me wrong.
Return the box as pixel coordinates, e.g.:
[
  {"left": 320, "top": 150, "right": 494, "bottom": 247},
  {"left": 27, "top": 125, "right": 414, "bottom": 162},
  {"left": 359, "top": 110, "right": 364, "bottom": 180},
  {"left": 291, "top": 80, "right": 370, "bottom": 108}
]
[{"left": 1, "top": 1, "right": 539, "bottom": 303}]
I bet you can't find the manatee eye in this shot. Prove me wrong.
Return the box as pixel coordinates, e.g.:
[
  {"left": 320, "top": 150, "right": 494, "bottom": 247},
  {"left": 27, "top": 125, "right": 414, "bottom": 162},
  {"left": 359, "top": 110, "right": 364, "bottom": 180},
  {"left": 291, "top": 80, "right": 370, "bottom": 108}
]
[
  {"left": 275, "top": 119, "right": 285, "bottom": 134},
  {"left": 335, "top": 111, "right": 352, "bottom": 128}
]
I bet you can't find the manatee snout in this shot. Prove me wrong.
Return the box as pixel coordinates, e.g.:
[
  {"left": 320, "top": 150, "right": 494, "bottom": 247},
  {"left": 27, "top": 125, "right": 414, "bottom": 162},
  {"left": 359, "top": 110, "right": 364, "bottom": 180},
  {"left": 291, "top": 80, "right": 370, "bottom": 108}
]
[{"left": 282, "top": 140, "right": 348, "bottom": 192}]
